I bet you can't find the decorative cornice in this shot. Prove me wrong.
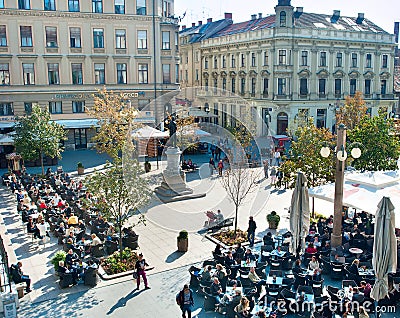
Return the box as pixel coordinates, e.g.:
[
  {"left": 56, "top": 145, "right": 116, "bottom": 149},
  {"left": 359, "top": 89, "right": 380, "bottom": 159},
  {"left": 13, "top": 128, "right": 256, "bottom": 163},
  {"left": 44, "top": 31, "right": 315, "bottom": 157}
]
[
  {"left": 348, "top": 70, "right": 360, "bottom": 79},
  {"left": 316, "top": 68, "right": 329, "bottom": 78},
  {"left": 298, "top": 69, "right": 311, "bottom": 78},
  {"left": 249, "top": 70, "right": 257, "bottom": 78},
  {"left": 238, "top": 70, "right": 246, "bottom": 77},
  {"left": 260, "top": 70, "right": 270, "bottom": 78},
  {"left": 333, "top": 69, "right": 345, "bottom": 78},
  {"left": 363, "top": 71, "right": 375, "bottom": 79},
  {"left": 229, "top": 71, "right": 236, "bottom": 78},
  {"left": 203, "top": 72, "right": 209, "bottom": 78},
  {"left": 379, "top": 71, "right": 390, "bottom": 80},
  {"left": 220, "top": 71, "right": 227, "bottom": 78},
  {"left": 212, "top": 71, "right": 219, "bottom": 79}
]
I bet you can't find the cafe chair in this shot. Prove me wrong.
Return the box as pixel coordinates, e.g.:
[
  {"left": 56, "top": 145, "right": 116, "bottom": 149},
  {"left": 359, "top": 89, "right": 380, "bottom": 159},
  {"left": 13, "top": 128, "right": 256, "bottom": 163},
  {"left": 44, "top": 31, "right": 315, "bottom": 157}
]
[
  {"left": 297, "top": 285, "right": 313, "bottom": 295},
  {"left": 269, "top": 257, "right": 283, "bottom": 270},
  {"left": 266, "top": 284, "right": 281, "bottom": 297},
  {"left": 84, "top": 267, "right": 98, "bottom": 287},
  {"left": 280, "top": 288, "right": 296, "bottom": 312},
  {"left": 330, "top": 263, "right": 343, "bottom": 280},
  {"left": 282, "top": 256, "right": 294, "bottom": 270},
  {"left": 91, "top": 244, "right": 106, "bottom": 258},
  {"left": 240, "top": 276, "right": 254, "bottom": 289},
  {"left": 269, "top": 270, "right": 283, "bottom": 277},
  {"left": 203, "top": 292, "right": 217, "bottom": 312},
  {"left": 105, "top": 240, "right": 118, "bottom": 255},
  {"left": 59, "top": 272, "right": 75, "bottom": 289},
  {"left": 202, "top": 259, "right": 216, "bottom": 268},
  {"left": 282, "top": 277, "right": 295, "bottom": 287},
  {"left": 342, "top": 280, "right": 358, "bottom": 289}
]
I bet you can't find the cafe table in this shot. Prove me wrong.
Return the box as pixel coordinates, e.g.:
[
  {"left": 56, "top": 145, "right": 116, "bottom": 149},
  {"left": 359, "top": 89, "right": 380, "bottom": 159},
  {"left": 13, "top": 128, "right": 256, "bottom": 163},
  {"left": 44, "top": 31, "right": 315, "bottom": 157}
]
[
  {"left": 241, "top": 260, "right": 256, "bottom": 268},
  {"left": 225, "top": 286, "right": 243, "bottom": 297},
  {"left": 265, "top": 275, "right": 283, "bottom": 285},
  {"left": 349, "top": 247, "right": 363, "bottom": 258},
  {"left": 358, "top": 268, "right": 374, "bottom": 276}
]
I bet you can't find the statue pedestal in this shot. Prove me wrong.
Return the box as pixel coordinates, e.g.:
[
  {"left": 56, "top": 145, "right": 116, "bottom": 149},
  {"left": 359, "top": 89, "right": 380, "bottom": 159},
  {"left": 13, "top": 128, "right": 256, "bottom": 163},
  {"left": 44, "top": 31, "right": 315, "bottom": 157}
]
[{"left": 155, "top": 147, "right": 205, "bottom": 203}]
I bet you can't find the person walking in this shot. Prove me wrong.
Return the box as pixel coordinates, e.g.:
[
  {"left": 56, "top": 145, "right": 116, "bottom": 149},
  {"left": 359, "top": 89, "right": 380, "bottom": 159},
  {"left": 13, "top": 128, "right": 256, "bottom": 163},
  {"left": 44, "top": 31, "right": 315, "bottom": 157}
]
[
  {"left": 135, "top": 253, "right": 150, "bottom": 290},
  {"left": 247, "top": 216, "right": 257, "bottom": 247},
  {"left": 270, "top": 166, "right": 277, "bottom": 185},
  {"left": 263, "top": 160, "right": 269, "bottom": 179},
  {"left": 217, "top": 160, "right": 224, "bottom": 177},
  {"left": 176, "top": 284, "right": 194, "bottom": 318},
  {"left": 209, "top": 157, "right": 216, "bottom": 176}
]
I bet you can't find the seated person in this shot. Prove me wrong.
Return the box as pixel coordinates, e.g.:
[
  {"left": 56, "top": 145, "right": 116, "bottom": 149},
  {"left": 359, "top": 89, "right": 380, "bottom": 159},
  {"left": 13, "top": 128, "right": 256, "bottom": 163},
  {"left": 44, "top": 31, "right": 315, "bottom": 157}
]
[
  {"left": 214, "top": 243, "right": 222, "bottom": 256},
  {"left": 27, "top": 218, "right": 42, "bottom": 239},
  {"left": 353, "top": 229, "right": 365, "bottom": 241},
  {"left": 313, "top": 236, "right": 322, "bottom": 248},
  {"left": 36, "top": 219, "right": 50, "bottom": 239},
  {"left": 106, "top": 225, "right": 115, "bottom": 237},
  {"left": 306, "top": 268, "right": 322, "bottom": 282},
  {"left": 263, "top": 232, "right": 274, "bottom": 246},
  {"left": 215, "top": 210, "right": 224, "bottom": 223},
  {"left": 220, "top": 288, "right": 242, "bottom": 307},
  {"left": 210, "top": 277, "right": 224, "bottom": 303},
  {"left": 320, "top": 241, "right": 331, "bottom": 255},
  {"left": 78, "top": 220, "right": 86, "bottom": 232},
  {"left": 305, "top": 243, "right": 318, "bottom": 254},
  {"left": 10, "top": 262, "right": 31, "bottom": 293},
  {"left": 67, "top": 213, "right": 79, "bottom": 226},
  {"left": 244, "top": 248, "right": 256, "bottom": 262},
  {"left": 308, "top": 255, "right": 320, "bottom": 271},
  {"left": 248, "top": 267, "right": 266, "bottom": 295},
  {"left": 233, "top": 243, "right": 245, "bottom": 261},
  {"left": 271, "top": 246, "right": 286, "bottom": 257},
  {"left": 360, "top": 280, "right": 372, "bottom": 298},
  {"left": 204, "top": 211, "right": 217, "bottom": 226},
  {"left": 181, "top": 160, "right": 189, "bottom": 170},
  {"left": 201, "top": 266, "right": 213, "bottom": 285},
  {"left": 309, "top": 222, "right": 317, "bottom": 235},
  {"left": 91, "top": 234, "right": 102, "bottom": 246},
  {"left": 187, "top": 159, "right": 195, "bottom": 169},
  {"left": 224, "top": 251, "right": 237, "bottom": 268},
  {"left": 292, "top": 259, "right": 305, "bottom": 275},
  {"left": 58, "top": 260, "right": 78, "bottom": 284},
  {"left": 65, "top": 249, "right": 79, "bottom": 268},
  {"left": 213, "top": 264, "right": 227, "bottom": 282}
]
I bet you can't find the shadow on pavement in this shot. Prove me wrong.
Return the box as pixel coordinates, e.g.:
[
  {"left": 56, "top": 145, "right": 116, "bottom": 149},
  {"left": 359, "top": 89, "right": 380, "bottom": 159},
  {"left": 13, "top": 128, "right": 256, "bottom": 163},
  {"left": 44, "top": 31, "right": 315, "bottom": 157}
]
[
  {"left": 165, "top": 251, "right": 185, "bottom": 263},
  {"left": 106, "top": 289, "right": 146, "bottom": 315}
]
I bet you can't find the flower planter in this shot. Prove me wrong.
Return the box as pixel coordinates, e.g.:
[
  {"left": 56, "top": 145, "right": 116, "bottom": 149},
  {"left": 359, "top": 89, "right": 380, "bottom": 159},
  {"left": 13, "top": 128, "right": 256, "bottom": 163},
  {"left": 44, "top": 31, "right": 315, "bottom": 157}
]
[
  {"left": 177, "top": 238, "right": 188, "bottom": 252},
  {"left": 77, "top": 167, "right": 85, "bottom": 175},
  {"left": 268, "top": 221, "right": 278, "bottom": 230}
]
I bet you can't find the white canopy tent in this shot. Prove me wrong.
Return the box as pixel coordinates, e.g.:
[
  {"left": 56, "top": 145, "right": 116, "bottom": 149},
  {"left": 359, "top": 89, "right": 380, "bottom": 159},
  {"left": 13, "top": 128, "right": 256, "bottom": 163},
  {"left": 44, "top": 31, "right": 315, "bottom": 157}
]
[
  {"left": 0, "top": 134, "right": 14, "bottom": 145},
  {"left": 132, "top": 125, "right": 169, "bottom": 139},
  {"left": 309, "top": 170, "right": 400, "bottom": 228}
]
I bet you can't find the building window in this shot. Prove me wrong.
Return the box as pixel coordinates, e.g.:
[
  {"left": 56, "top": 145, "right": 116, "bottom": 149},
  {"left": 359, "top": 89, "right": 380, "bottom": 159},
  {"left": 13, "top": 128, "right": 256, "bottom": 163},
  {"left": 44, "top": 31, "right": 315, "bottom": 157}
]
[
  {"left": 136, "top": 0, "right": 146, "bottom": 15},
  {"left": 115, "top": 29, "right": 126, "bottom": 49},
  {"left": 0, "top": 0, "right": 3, "bottom": 8},
  {"left": 278, "top": 78, "right": 286, "bottom": 95},
  {"left": 0, "top": 63, "right": 9, "bottom": 85},
  {"left": 381, "top": 80, "right": 387, "bottom": 95},
  {"left": 222, "top": 77, "right": 226, "bottom": 91},
  {"left": 364, "top": 79, "right": 371, "bottom": 95},
  {"left": 251, "top": 78, "right": 256, "bottom": 95},
  {"left": 162, "top": 64, "right": 171, "bottom": 84},
  {"left": 45, "top": 26, "right": 58, "bottom": 48},
  {"left": 94, "top": 63, "right": 105, "bottom": 84},
  {"left": 241, "top": 54, "right": 245, "bottom": 67},
  {"left": 316, "top": 109, "right": 327, "bottom": 128},
  {"left": 251, "top": 53, "right": 256, "bottom": 67},
  {"left": 204, "top": 57, "right": 208, "bottom": 69},
  {"left": 48, "top": 63, "right": 59, "bottom": 85},
  {"left": 115, "top": 0, "right": 125, "bottom": 14},
  {"left": 382, "top": 54, "right": 388, "bottom": 68},
  {"left": 240, "top": 78, "right": 245, "bottom": 95},
  {"left": 138, "top": 63, "right": 148, "bottom": 84},
  {"left": 23, "top": 63, "right": 35, "bottom": 85},
  {"left": 174, "top": 32, "right": 178, "bottom": 50},
  {"left": 350, "top": 79, "right": 357, "bottom": 95},
  {"left": 263, "top": 51, "right": 268, "bottom": 66},
  {"left": 0, "top": 103, "right": 13, "bottom": 116},
  {"left": 299, "top": 78, "right": 308, "bottom": 96},
  {"left": 280, "top": 11, "right": 286, "bottom": 27},
  {"left": 69, "top": 27, "right": 81, "bottom": 48},
  {"left": 195, "top": 69, "right": 199, "bottom": 81},
  {"left": 68, "top": 0, "right": 79, "bottom": 12},
  {"left": 93, "top": 29, "right": 104, "bottom": 48},
  {"left": 92, "top": 0, "right": 102, "bottom": 13},
  {"left": 176, "top": 64, "right": 180, "bottom": 83},
  {"left": 44, "top": 0, "right": 56, "bottom": 10},
  {"left": 213, "top": 78, "right": 218, "bottom": 93},
  {"left": 18, "top": 0, "right": 30, "bottom": 9},
  {"left": 222, "top": 55, "right": 226, "bottom": 68},
  {"left": 24, "top": 102, "right": 32, "bottom": 114},
  {"left": 117, "top": 63, "right": 127, "bottom": 84},
  {"left": 351, "top": 53, "right": 358, "bottom": 67},
  {"left": 20, "top": 26, "right": 33, "bottom": 47},
  {"left": 231, "top": 54, "right": 236, "bottom": 68},
  {"left": 162, "top": 31, "right": 170, "bottom": 50},
  {"left": 49, "top": 101, "right": 62, "bottom": 114},
  {"left": 335, "top": 79, "right": 342, "bottom": 97},
  {"left": 162, "top": 1, "right": 170, "bottom": 17},
  {"left": 263, "top": 78, "right": 269, "bottom": 96},
  {"left": 0, "top": 26, "right": 7, "bottom": 47},
  {"left": 205, "top": 78, "right": 208, "bottom": 91},
  {"left": 301, "top": 51, "right": 308, "bottom": 66},
  {"left": 71, "top": 63, "right": 83, "bottom": 85},
  {"left": 137, "top": 30, "right": 147, "bottom": 49},
  {"left": 214, "top": 56, "right": 217, "bottom": 69},
  {"left": 366, "top": 53, "right": 372, "bottom": 68},
  {"left": 138, "top": 99, "right": 150, "bottom": 110},
  {"left": 319, "top": 78, "right": 326, "bottom": 96},
  {"left": 72, "top": 101, "right": 85, "bottom": 113},
  {"left": 336, "top": 52, "right": 342, "bottom": 67},
  {"left": 231, "top": 78, "right": 235, "bottom": 93},
  {"left": 278, "top": 50, "right": 286, "bottom": 65},
  {"left": 320, "top": 52, "right": 327, "bottom": 66}
]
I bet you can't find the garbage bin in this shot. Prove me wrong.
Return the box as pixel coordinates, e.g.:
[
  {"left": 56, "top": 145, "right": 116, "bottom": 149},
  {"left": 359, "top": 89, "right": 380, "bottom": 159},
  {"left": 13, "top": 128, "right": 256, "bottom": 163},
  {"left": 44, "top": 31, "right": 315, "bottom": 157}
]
[{"left": 2, "top": 293, "right": 17, "bottom": 318}]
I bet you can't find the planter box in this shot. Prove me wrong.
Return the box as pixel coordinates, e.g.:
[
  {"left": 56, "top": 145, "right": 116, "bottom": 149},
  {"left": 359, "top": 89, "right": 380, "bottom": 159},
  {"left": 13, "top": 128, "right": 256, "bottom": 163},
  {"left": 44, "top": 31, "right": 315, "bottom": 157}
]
[
  {"left": 77, "top": 167, "right": 85, "bottom": 175},
  {"left": 177, "top": 238, "right": 188, "bottom": 252}
]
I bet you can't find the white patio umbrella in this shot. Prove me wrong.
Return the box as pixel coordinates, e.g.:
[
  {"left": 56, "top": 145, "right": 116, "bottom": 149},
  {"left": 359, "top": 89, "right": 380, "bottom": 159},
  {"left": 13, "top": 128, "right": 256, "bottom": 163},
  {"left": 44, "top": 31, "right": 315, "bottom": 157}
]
[
  {"left": 371, "top": 197, "right": 397, "bottom": 301},
  {"left": 290, "top": 171, "right": 310, "bottom": 256}
]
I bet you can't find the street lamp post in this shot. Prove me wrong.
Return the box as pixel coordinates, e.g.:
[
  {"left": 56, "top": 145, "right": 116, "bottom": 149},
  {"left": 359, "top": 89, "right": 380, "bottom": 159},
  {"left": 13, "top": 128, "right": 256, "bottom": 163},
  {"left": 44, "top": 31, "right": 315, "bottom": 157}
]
[{"left": 320, "top": 123, "right": 361, "bottom": 248}]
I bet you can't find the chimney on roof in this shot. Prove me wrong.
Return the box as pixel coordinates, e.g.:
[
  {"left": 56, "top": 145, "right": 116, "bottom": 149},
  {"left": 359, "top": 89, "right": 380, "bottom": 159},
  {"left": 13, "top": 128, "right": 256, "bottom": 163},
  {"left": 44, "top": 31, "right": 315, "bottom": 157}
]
[
  {"left": 294, "top": 7, "right": 303, "bottom": 18},
  {"left": 258, "top": 13, "right": 262, "bottom": 19},
  {"left": 394, "top": 22, "right": 399, "bottom": 44},
  {"left": 198, "top": 21, "right": 203, "bottom": 26},
  {"left": 331, "top": 10, "right": 340, "bottom": 23},
  {"left": 192, "top": 22, "right": 195, "bottom": 27},
  {"left": 251, "top": 14, "right": 257, "bottom": 20},
  {"left": 356, "top": 13, "right": 364, "bottom": 24},
  {"left": 182, "top": 25, "right": 186, "bottom": 30},
  {"left": 224, "top": 12, "right": 232, "bottom": 20},
  {"left": 207, "top": 18, "right": 213, "bottom": 23}
]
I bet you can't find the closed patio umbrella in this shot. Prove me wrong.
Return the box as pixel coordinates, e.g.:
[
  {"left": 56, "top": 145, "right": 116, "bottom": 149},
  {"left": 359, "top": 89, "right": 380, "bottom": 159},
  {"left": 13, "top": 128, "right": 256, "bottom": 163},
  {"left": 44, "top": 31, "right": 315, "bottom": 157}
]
[
  {"left": 290, "top": 171, "right": 310, "bottom": 256},
  {"left": 371, "top": 197, "right": 397, "bottom": 301}
]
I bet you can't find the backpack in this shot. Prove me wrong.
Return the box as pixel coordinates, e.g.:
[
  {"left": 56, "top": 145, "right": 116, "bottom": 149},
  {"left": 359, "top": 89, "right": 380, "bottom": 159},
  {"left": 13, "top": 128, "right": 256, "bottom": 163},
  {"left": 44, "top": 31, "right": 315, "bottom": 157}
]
[{"left": 176, "top": 291, "right": 182, "bottom": 306}]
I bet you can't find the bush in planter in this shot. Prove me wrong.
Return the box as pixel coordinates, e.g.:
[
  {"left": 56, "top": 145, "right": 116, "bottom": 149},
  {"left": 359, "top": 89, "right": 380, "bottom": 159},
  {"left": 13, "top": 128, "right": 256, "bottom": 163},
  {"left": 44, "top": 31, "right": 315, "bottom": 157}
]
[
  {"left": 51, "top": 251, "right": 66, "bottom": 271},
  {"left": 77, "top": 162, "right": 85, "bottom": 175},
  {"left": 177, "top": 230, "right": 188, "bottom": 252},
  {"left": 267, "top": 211, "right": 280, "bottom": 229},
  {"left": 101, "top": 248, "right": 139, "bottom": 275}
]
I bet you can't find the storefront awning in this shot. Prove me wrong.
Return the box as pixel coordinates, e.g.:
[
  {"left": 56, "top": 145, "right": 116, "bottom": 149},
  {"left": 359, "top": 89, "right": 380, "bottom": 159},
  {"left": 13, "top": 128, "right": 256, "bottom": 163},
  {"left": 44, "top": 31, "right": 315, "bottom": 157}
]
[
  {"left": 0, "top": 122, "right": 15, "bottom": 129},
  {"left": 54, "top": 119, "right": 99, "bottom": 129}
]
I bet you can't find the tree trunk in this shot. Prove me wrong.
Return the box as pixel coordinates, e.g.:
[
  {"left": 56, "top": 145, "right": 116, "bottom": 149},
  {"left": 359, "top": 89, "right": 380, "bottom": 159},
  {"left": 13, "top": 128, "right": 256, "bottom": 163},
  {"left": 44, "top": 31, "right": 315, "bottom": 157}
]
[
  {"left": 40, "top": 150, "right": 44, "bottom": 176},
  {"left": 234, "top": 205, "right": 238, "bottom": 236},
  {"left": 311, "top": 197, "right": 315, "bottom": 218},
  {"left": 118, "top": 223, "right": 123, "bottom": 260}
]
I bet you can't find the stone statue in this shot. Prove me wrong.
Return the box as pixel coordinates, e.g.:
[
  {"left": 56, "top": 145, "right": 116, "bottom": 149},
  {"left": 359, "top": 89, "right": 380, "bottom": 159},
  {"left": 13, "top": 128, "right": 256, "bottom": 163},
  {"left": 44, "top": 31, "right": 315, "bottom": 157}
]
[{"left": 166, "top": 115, "right": 177, "bottom": 147}]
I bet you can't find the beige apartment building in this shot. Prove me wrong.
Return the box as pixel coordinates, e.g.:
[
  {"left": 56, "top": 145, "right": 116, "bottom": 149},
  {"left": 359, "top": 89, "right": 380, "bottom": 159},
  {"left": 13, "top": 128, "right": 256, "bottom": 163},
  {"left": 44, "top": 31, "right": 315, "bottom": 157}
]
[
  {"left": 179, "top": 0, "right": 397, "bottom": 136},
  {"left": 0, "top": 0, "right": 179, "bottom": 150}
]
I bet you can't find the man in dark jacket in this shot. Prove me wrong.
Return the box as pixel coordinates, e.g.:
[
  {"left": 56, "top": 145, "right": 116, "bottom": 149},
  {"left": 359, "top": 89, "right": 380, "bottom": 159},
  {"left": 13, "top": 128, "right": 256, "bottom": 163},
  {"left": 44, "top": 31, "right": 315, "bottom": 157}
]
[
  {"left": 10, "top": 262, "right": 31, "bottom": 293},
  {"left": 176, "top": 284, "right": 194, "bottom": 318},
  {"left": 247, "top": 216, "right": 257, "bottom": 247}
]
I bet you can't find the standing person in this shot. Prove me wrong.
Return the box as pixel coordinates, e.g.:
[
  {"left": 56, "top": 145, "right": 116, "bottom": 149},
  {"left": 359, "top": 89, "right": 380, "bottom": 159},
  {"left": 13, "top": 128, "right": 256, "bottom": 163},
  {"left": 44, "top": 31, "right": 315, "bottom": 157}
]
[
  {"left": 217, "top": 160, "right": 224, "bottom": 177},
  {"left": 247, "top": 216, "right": 257, "bottom": 247},
  {"left": 270, "top": 166, "right": 277, "bottom": 185},
  {"left": 176, "top": 284, "right": 194, "bottom": 318},
  {"left": 263, "top": 160, "right": 269, "bottom": 179},
  {"left": 135, "top": 253, "right": 150, "bottom": 290},
  {"left": 215, "top": 147, "right": 221, "bottom": 160},
  {"left": 273, "top": 148, "right": 281, "bottom": 166},
  {"left": 209, "top": 157, "right": 216, "bottom": 176}
]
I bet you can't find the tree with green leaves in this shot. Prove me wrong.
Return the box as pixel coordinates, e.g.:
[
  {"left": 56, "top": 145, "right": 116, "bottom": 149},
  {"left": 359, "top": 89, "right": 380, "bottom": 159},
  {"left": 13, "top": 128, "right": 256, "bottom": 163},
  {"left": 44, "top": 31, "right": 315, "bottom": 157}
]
[
  {"left": 85, "top": 156, "right": 152, "bottom": 259},
  {"left": 336, "top": 91, "right": 368, "bottom": 131},
  {"left": 348, "top": 112, "right": 400, "bottom": 171},
  {"left": 86, "top": 88, "right": 140, "bottom": 159},
  {"left": 14, "top": 104, "right": 67, "bottom": 175}
]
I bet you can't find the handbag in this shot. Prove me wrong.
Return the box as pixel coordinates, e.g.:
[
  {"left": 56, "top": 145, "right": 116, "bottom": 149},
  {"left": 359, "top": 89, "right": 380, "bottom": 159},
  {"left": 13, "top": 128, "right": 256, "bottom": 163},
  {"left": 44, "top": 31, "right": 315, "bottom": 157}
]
[{"left": 132, "top": 271, "right": 138, "bottom": 279}]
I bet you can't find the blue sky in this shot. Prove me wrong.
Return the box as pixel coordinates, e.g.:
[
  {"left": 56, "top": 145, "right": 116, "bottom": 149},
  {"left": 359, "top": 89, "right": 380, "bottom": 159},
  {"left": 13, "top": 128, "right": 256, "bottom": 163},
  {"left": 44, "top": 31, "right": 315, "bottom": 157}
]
[{"left": 175, "top": 0, "right": 399, "bottom": 34}]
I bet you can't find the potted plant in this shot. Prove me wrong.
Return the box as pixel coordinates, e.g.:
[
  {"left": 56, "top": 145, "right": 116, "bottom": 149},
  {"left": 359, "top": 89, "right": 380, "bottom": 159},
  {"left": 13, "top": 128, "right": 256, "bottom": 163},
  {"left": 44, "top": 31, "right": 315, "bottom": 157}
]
[
  {"left": 51, "top": 250, "right": 66, "bottom": 272},
  {"left": 267, "top": 211, "right": 280, "bottom": 230},
  {"left": 177, "top": 230, "right": 188, "bottom": 252},
  {"left": 77, "top": 162, "right": 84, "bottom": 175},
  {"left": 144, "top": 161, "right": 151, "bottom": 173}
]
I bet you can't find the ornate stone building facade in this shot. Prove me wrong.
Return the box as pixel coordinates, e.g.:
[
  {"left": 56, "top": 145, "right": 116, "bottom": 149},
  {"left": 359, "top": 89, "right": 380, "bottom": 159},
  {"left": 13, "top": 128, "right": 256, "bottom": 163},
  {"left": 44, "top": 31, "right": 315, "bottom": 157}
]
[
  {"left": 179, "top": 0, "right": 397, "bottom": 136},
  {"left": 0, "top": 0, "right": 179, "bottom": 149}
]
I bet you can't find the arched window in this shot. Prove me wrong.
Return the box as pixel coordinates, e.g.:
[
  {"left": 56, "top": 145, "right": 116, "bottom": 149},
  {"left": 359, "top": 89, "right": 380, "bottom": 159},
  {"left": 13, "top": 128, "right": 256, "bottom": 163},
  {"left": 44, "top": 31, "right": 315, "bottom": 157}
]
[
  {"left": 280, "top": 11, "right": 286, "bottom": 27},
  {"left": 277, "top": 112, "right": 288, "bottom": 135}
]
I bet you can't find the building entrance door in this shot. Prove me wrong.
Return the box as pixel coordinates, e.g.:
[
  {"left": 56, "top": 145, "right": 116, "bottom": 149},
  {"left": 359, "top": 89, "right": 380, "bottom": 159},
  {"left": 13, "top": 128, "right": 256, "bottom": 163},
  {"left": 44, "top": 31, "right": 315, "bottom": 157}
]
[
  {"left": 74, "top": 128, "right": 87, "bottom": 149},
  {"left": 276, "top": 112, "right": 288, "bottom": 135}
]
